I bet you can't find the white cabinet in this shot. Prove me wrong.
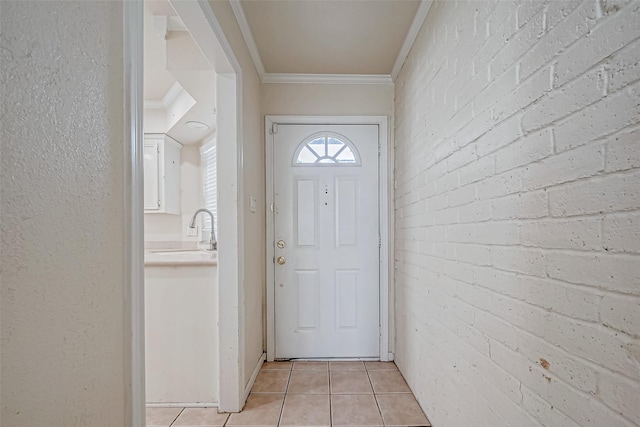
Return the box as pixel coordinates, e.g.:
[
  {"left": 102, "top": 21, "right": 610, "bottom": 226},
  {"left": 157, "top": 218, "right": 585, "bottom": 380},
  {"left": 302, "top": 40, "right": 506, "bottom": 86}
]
[
  {"left": 144, "top": 134, "right": 182, "bottom": 214},
  {"left": 145, "top": 265, "right": 218, "bottom": 403}
]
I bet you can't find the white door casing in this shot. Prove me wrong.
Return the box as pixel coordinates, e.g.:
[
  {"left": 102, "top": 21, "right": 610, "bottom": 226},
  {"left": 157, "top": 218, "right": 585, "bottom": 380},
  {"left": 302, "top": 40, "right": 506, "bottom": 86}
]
[{"left": 266, "top": 117, "right": 391, "bottom": 361}]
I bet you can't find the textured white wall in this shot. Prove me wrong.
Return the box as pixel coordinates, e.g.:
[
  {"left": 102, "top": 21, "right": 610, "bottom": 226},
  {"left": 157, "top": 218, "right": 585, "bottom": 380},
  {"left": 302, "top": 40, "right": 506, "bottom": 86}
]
[
  {"left": 0, "top": 2, "right": 130, "bottom": 426},
  {"left": 394, "top": 0, "right": 640, "bottom": 426}
]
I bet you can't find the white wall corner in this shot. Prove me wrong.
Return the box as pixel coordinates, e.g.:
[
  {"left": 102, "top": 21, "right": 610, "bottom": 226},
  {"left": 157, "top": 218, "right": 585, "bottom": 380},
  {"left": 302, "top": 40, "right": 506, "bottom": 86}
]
[
  {"left": 391, "top": 0, "right": 433, "bottom": 81},
  {"left": 229, "top": 0, "right": 266, "bottom": 80},
  {"left": 244, "top": 353, "right": 266, "bottom": 400}
]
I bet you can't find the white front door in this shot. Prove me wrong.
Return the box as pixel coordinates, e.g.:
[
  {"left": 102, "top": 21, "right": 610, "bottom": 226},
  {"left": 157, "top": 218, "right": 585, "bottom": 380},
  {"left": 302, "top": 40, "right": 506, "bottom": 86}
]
[{"left": 273, "top": 124, "right": 380, "bottom": 359}]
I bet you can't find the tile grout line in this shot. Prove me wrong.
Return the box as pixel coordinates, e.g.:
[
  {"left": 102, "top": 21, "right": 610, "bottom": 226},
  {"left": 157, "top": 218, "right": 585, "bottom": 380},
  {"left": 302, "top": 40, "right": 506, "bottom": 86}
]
[
  {"left": 328, "top": 363, "right": 333, "bottom": 427},
  {"left": 168, "top": 407, "right": 185, "bottom": 427},
  {"left": 275, "top": 364, "right": 293, "bottom": 427},
  {"left": 222, "top": 396, "right": 231, "bottom": 427},
  {"left": 366, "top": 364, "right": 388, "bottom": 427}
]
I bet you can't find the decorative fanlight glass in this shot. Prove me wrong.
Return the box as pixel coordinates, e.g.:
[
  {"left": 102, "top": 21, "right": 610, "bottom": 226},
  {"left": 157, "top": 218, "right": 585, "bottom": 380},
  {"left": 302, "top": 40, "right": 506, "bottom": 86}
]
[{"left": 293, "top": 133, "right": 361, "bottom": 166}]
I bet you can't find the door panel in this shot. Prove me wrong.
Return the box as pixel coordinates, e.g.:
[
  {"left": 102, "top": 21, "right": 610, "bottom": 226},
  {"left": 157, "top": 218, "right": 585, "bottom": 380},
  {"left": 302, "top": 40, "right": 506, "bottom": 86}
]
[
  {"left": 273, "top": 124, "right": 380, "bottom": 359},
  {"left": 335, "top": 270, "right": 358, "bottom": 328},
  {"left": 296, "top": 178, "right": 317, "bottom": 246},
  {"left": 335, "top": 177, "right": 358, "bottom": 246},
  {"left": 296, "top": 270, "right": 319, "bottom": 329}
]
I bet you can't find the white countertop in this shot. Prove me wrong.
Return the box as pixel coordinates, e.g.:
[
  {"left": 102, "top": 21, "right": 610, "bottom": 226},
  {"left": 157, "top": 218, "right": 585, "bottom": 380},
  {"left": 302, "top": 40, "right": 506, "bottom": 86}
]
[{"left": 144, "top": 248, "right": 217, "bottom": 267}]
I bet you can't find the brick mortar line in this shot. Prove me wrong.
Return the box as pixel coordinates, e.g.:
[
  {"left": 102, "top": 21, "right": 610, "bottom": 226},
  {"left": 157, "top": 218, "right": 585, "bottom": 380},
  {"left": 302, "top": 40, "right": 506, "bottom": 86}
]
[
  {"left": 395, "top": 256, "right": 640, "bottom": 299},
  {"left": 416, "top": 295, "right": 640, "bottom": 384}
]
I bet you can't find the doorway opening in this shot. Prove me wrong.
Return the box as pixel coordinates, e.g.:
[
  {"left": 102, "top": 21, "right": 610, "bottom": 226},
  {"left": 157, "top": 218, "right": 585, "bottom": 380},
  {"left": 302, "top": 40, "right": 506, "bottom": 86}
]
[{"left": 126, "top": 1, "right": 244, "bottom": 424}]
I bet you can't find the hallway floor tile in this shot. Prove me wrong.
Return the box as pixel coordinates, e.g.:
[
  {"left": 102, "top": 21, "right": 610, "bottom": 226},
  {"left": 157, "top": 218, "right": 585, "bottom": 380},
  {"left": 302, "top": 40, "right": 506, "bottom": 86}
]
[{"left": 146, "top": 361, "right": 430, "bottom": 426}]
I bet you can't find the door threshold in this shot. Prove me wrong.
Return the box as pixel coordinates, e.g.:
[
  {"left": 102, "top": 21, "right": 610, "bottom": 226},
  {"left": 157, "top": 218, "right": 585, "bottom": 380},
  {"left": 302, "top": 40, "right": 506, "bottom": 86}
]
[{"left": 275, "top": 357, "right": 381, "bottom": 362}]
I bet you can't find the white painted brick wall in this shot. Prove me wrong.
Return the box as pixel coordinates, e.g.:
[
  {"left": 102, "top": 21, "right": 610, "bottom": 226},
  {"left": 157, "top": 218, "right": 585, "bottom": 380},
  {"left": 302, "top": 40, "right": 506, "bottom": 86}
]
[{"left": 394, "top": 1, "right": 640, "bottom": 425}]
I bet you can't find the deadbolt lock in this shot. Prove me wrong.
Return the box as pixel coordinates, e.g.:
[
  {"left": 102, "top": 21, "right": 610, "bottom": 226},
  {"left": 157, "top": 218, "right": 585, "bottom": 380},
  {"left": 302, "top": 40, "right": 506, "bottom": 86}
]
[
  {"left": 277, "top": 256, "right": 286, "bottom": 265},
  {"left": 277, "top": 240, "right": 285, "bottom": 249}
]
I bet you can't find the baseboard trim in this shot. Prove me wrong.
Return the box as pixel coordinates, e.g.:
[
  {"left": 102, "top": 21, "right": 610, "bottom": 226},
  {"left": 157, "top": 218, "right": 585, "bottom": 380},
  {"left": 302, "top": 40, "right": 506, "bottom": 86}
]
[
  {"left": 146, "top": 402, "right": 218, "bottom": 408},
  {"left": 281, "top": 357, "right": 380, "bottom": 361}
]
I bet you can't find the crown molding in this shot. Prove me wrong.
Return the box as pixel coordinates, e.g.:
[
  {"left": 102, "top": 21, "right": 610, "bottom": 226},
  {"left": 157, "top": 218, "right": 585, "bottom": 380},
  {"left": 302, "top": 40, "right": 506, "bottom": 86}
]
[
  {"left": 143, "top": 81, "right": 185, "bottom": 109},
  {"left": 229, "top": 0, "right": 266, "bottom": 79},
  {"left": 391, "top": 0, "right": 433, "bottom": 80},
  {"left": 262, "top": 73, "right": 393, "bottom": 85},
  {"left": 162, "top": 81, "right": 184, "bottom": 107}
]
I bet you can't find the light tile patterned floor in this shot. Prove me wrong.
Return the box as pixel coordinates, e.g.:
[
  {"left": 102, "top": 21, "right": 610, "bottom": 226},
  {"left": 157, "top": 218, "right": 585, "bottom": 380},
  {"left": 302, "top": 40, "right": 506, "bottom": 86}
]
[{"left": 146, "top": 361, "right": 430, "bottom": 427}]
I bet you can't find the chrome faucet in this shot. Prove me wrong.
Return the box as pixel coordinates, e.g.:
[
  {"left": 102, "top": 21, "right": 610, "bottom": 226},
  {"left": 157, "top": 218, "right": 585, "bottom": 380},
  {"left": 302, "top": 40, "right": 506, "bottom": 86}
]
[{"left": 189, "top": 208, "right": 217, "bottom": 251}]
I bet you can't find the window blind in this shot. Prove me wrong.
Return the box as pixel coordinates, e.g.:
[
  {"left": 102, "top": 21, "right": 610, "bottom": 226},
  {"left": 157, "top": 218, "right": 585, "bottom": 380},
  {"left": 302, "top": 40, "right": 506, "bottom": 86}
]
[{"left": 201, "top": 141, "right": 217, "bottom": 237}]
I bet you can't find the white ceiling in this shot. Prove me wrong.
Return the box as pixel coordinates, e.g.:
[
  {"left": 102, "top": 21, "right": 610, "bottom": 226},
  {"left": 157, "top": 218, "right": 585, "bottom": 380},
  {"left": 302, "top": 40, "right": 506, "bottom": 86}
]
[{"left": 237, "top": 0, "right": 427, "bottom": 78}]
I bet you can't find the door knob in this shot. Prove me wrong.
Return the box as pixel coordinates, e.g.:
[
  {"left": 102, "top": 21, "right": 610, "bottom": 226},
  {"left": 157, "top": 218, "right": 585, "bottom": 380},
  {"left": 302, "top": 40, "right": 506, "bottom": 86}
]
[
  {"left": 277, "top": 240, "right": 285, "bottom": 249},
  {"left": 277, "top": 256, "right": 286, "bottom": 265}
]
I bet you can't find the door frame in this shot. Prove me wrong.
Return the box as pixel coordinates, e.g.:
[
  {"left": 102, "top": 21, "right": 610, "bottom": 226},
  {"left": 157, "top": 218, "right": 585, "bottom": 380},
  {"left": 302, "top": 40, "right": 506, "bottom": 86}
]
[
  {"left": 125, "top": 0, "right": 246, "bottom": 422},
  {"left": 265, "top": 116, "right": 393, "bottom": 362}
]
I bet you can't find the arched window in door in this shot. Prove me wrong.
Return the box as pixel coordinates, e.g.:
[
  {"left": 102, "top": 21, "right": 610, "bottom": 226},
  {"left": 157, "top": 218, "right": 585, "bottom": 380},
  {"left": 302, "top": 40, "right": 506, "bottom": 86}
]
[{"left": 293, "top": 133, "right": 361, "bottom": 166}]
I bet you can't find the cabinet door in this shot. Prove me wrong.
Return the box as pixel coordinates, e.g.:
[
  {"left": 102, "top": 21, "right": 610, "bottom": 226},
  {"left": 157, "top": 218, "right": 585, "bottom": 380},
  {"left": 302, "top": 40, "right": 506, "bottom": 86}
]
[{"left": 144, "top": 143, "right": 160, "bottom": 211}]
